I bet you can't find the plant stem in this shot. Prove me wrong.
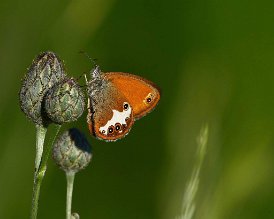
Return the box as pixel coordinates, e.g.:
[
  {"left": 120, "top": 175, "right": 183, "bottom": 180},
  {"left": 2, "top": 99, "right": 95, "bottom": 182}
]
[
  {"left": 31, "top": 124, "right": 61, "bottom": 219},
  {"left": 35, "top": 126, "right": 47, "bottom": 174},
  {"left": 31, "top": 167, "right": 45, "bottom": 219},
  {"left": 31, "top": 125, "right": 47, "bottom": 219},
  {"left": 66, "top": 171, "right": 75, "bottom": 219}
]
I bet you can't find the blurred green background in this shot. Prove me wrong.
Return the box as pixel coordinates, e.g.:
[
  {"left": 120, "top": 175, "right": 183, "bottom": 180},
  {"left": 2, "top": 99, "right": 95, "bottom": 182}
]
[{"left": 0, "top": 0, "right": 274, "bottom": 218}]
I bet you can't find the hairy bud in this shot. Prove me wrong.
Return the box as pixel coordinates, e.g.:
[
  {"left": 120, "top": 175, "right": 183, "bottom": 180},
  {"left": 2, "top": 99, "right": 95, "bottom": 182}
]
[
  {"left": 53, "top": 128, "right": 92, "bottom": 173},
  {"left": 44, "top": 78, "right": 85, "bottom": 124},
  {"left": 19, "top": 51, "right": 66, "bottom": 126}
]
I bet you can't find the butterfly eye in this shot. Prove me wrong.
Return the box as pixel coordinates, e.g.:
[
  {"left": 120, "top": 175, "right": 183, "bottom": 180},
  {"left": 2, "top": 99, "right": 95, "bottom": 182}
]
[
  {"left": 123, "top": 102, "right": 129, "bottom": 110},
  {"left": 108, "top": 126, "right": 114, "bottom": 134}
]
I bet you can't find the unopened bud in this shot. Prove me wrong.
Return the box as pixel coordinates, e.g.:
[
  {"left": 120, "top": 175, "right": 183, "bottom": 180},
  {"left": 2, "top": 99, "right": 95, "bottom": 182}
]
[
  {"left": 19, "top": 51, "right": 66, "bottom": 126},
  {"left": 53, "top": 128, "right": 92, "bottom": 173},
  {"left": 44, "top": 78, "right": 85, "bottom": 124}
]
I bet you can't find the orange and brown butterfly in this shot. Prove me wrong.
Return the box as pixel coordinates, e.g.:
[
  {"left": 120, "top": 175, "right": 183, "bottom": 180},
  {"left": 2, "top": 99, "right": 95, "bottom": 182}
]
[{"left": 85, "top": 63, "right": 160, "bottom": 142}]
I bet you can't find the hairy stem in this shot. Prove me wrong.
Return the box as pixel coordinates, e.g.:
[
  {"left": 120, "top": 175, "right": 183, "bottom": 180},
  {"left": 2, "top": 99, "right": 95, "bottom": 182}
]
[
  {"left": 31, "top": 124, "right": 61, "bottom": 219},
  {"left": 66, "top": 171, "right": 76, "bottom": 219}
]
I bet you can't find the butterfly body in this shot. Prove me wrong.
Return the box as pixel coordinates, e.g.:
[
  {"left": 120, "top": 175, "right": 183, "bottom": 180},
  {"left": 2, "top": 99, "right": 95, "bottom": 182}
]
[{"left": 86, "top": 65, "right": 160, "bottom": 141}]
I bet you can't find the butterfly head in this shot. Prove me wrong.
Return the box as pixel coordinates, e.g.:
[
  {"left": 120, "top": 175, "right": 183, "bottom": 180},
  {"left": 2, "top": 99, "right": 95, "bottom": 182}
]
[{"left": 90, "top": 64, "right": 101, "bottom": 80}]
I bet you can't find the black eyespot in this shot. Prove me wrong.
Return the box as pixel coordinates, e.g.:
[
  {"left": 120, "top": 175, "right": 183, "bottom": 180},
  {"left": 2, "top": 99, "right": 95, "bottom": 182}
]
[
  {"left": 108, "top": 126, "right": 114, "bottom": 134},
  {"left": 102, "top": 130, "right": 105, "bottom": 134},
  {"left": 125, "top": 117, "right": 129, "bottom": 121},
  {"left": 123, "top": 103, "right": 129, "bottom": 110},
  {"left": 115, "top": 123, "right": 121, "bottom": 131},
  {"left": 147, "top": 97, "right": 152, "bottom": 103}
]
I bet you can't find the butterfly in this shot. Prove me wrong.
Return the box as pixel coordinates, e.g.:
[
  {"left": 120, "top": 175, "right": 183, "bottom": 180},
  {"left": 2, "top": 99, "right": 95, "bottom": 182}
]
[{"left": 85, "top": 64, "right": 160, "bottom": 141}]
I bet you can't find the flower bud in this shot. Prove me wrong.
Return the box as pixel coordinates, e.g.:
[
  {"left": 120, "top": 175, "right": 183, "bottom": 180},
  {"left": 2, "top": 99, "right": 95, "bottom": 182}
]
[
  {"left": 44, "top": 78, "right": 85, "bottom": 124},
  {"left": 53, "top": 128, "right": 92, "bottom": 173},
  {"left": 19, "top": 51, "right": 66, "bottom": 126}
]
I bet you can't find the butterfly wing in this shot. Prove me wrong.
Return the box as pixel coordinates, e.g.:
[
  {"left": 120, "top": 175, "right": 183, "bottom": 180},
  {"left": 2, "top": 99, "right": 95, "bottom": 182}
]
[
  {"left": 87, "top": 76, "right": 134, "bottom": 141},
  {"left": 103, "top": 72, "right": 161, "bottom": 120}
]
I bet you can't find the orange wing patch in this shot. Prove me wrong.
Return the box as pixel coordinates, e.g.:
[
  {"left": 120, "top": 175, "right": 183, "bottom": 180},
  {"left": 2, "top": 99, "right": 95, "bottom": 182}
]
[{"left": 103, "top": 72, "right": 160, "bottom": 120}]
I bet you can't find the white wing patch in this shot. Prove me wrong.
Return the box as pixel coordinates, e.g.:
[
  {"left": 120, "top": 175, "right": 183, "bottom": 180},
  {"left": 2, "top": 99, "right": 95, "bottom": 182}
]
[{"left": 99, "top": 104, "right": 132, "bottom": 135}]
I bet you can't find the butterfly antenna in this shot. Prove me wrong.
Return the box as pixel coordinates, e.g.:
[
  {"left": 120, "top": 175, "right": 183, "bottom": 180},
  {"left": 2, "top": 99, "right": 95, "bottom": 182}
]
[
  {"left": 79, "top": 51, "right": 97, "bottom": 65},
  {"left": 79, "top": 51, "right": 101, "bottom": 79}
]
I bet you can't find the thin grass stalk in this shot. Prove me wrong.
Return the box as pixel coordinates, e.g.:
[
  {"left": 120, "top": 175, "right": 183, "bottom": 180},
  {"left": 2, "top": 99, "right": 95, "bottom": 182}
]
[{"left": 176, "top": 125, "right": 208, "bottom": 219}]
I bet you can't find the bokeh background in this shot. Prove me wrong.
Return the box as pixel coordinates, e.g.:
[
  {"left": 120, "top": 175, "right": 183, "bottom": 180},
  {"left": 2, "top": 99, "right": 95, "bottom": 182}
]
[{"left": 0, "top": 0, "right": 274, "bottom": 218}]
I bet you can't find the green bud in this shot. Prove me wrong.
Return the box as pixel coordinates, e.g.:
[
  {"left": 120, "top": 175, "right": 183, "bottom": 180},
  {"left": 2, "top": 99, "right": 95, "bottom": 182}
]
[
  {"left": 44, "top": 78, "right": 85, "bottom": 124},
  {"left": 19, "top": 51, "right": 66, "bottom": 126},
  {"left": 53, "top": 128, "right": 92, "bottom": 173}
]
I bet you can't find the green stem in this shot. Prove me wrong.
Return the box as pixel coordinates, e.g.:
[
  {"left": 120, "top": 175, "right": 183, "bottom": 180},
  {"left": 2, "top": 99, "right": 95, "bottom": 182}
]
[
  {"left": 31, "top": 125, "right": 47, "bottom": 219},
  {"left": 31, "top": 124, "right": 61, "bottom": 219},
  {"left": 66, "top": 171, "right": 76, "bottom": 219},
  {"left": 34, "top": 126, "right": 47, "bottom": 174},
  {"left": 31, "top": 168, "right": 44, "bottom": 219}
]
